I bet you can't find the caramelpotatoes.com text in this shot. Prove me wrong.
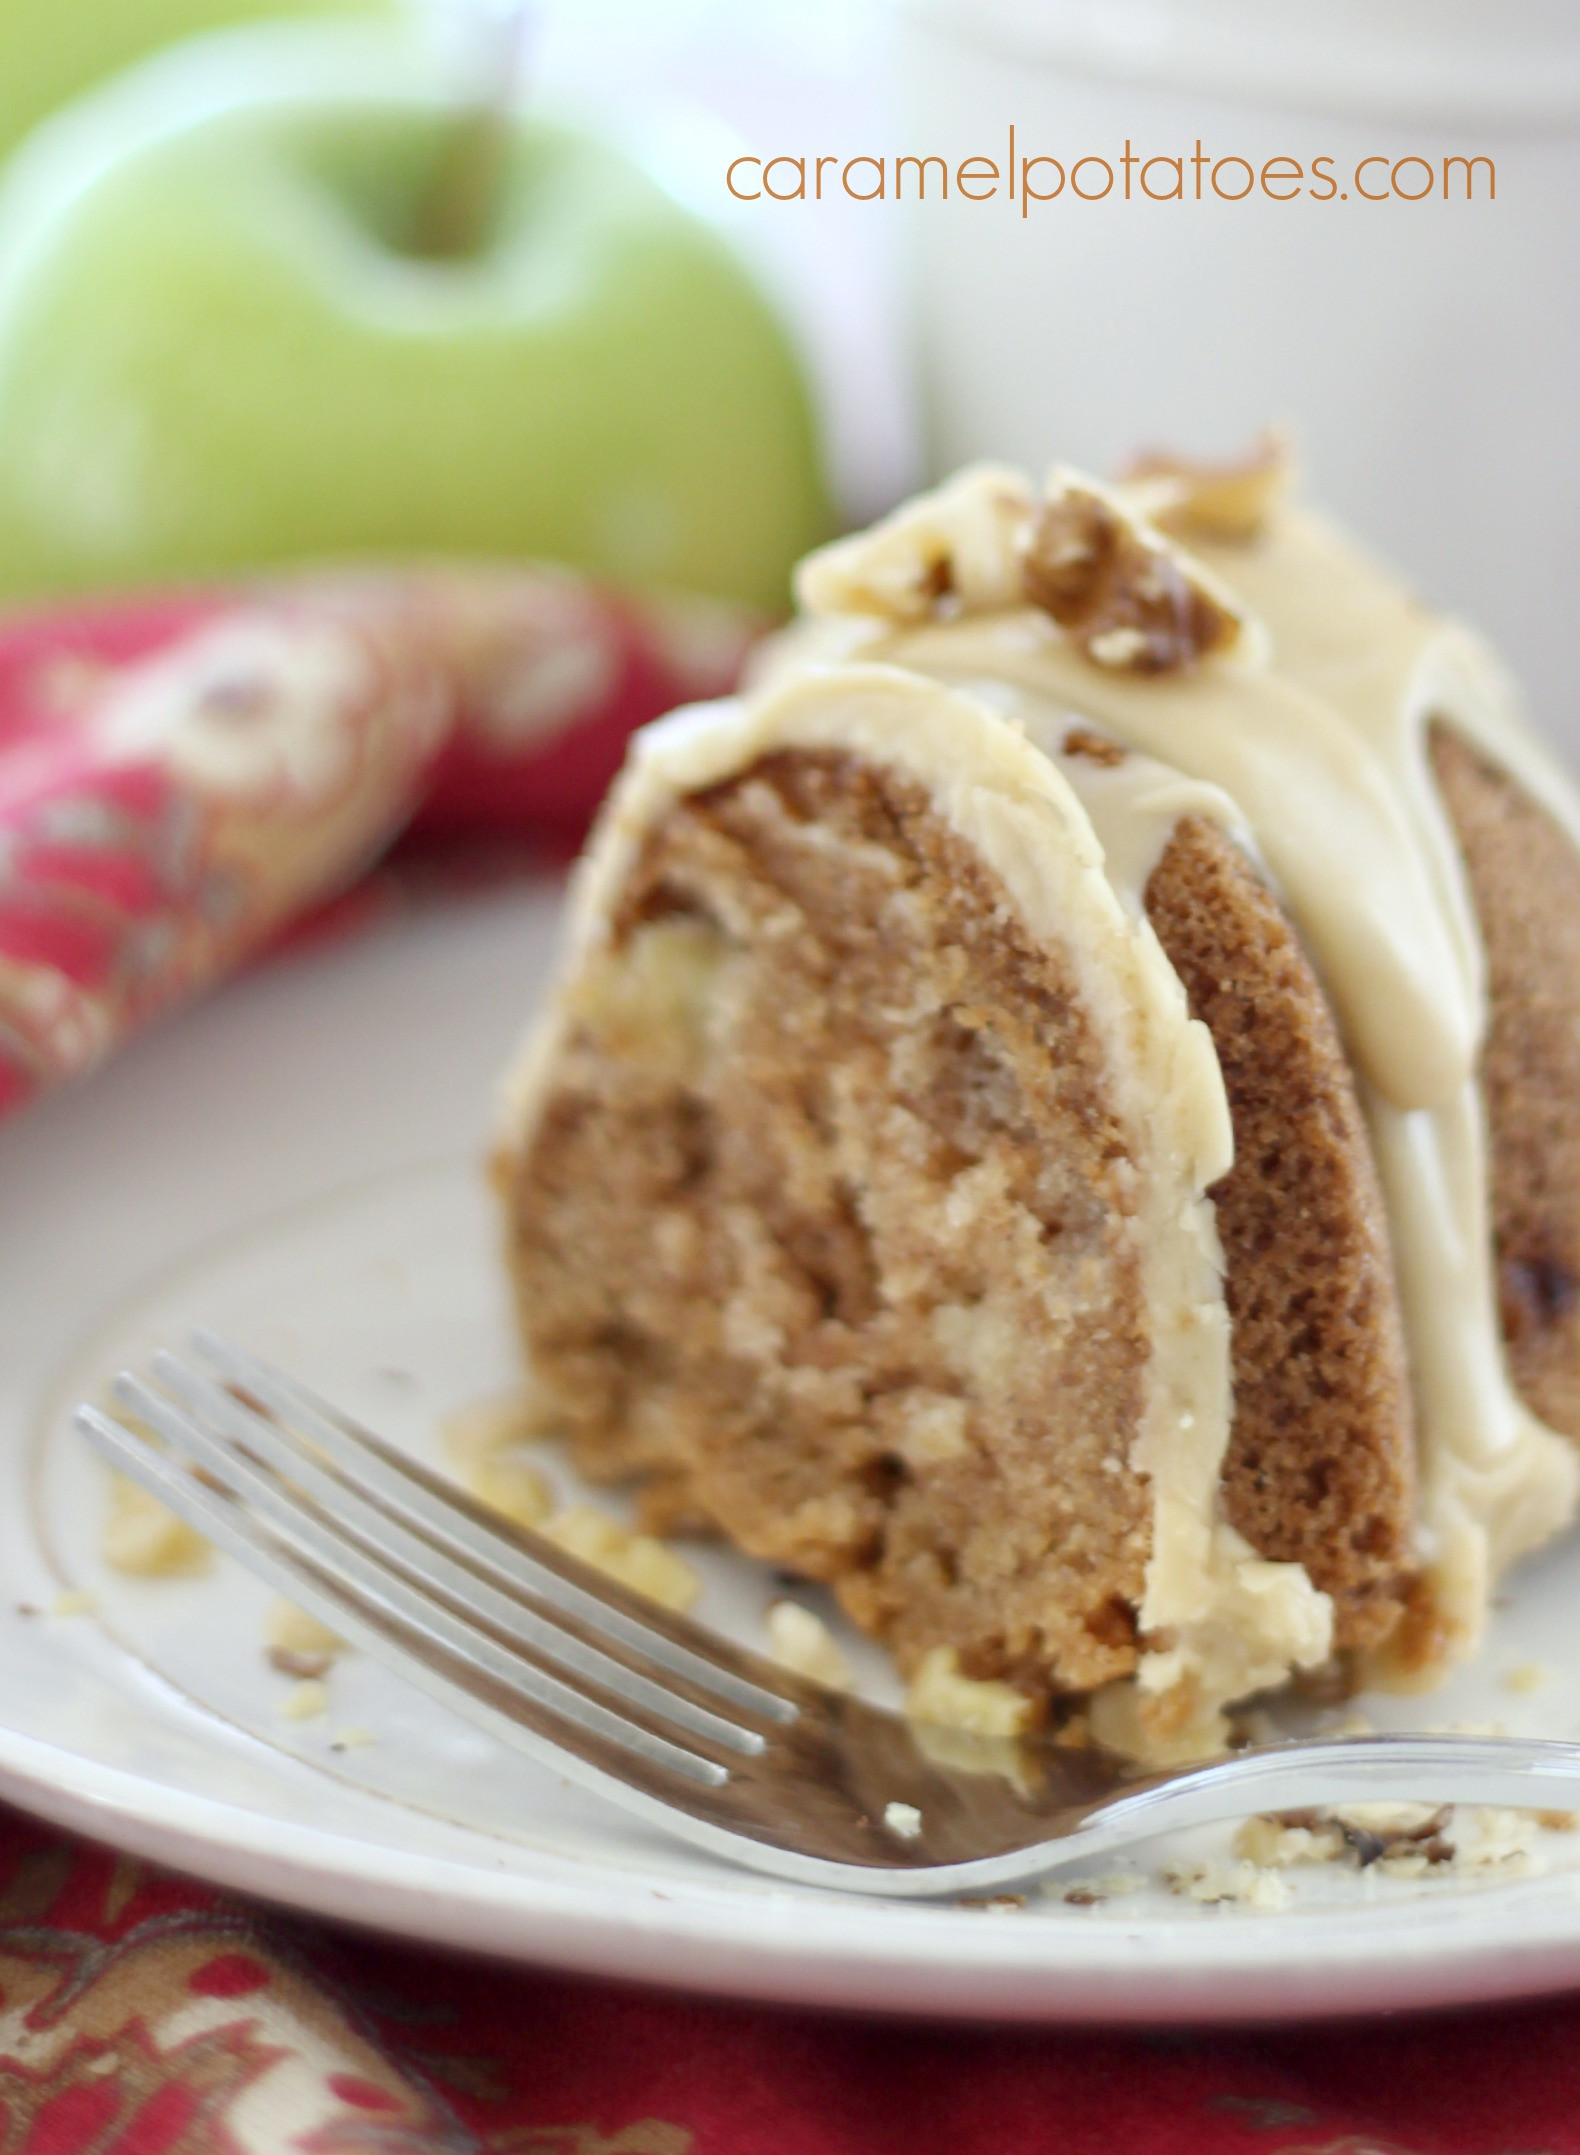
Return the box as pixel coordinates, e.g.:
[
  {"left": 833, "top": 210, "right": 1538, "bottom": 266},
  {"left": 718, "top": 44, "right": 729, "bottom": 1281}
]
[{"left": 726, "top": 136, "right": 1495, "bottom": 211}]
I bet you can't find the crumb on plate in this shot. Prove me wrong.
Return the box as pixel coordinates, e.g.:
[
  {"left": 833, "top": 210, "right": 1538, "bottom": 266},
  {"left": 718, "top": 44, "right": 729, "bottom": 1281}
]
[
  {"left": 905, "top": 1647, "right": 1035, "bottom": 1739},
  {"left": 1503, "top": 1662, "right": 1553, "bottom": 1695},
  {"left": 101, "top": 1473, "right": 210, "bottom": 1578},
  {"left": 280, "top": 1680, "right": 329, "bottom": 1722},
  {"left": 1050, "top": 1872, "right": 1146, "bottom": 1906},
  {"left": 884, "top": 1801, "right": 923, "bottom": 1841},
  {"left": 765, "top": 1601, "right": 853, "bottom": 1690},
  {"left": 264, "top": 1597, "right": 347, "bottom": 1679},
  {"left": 542, "top": 1506, "right": 700, "bottom": 1611},
  {"left": 466, "top": 1456, "right": 555, "bottom": 1531},
  {"left": 1164, "top": 1860, "right": 1289, "bottom": 1912}
]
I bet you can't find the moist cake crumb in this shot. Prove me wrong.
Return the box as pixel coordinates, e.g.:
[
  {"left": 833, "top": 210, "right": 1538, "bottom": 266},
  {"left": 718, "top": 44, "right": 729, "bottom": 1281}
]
[{"left": 510, "top": 749, "right": 1158, "bottom": 1700}]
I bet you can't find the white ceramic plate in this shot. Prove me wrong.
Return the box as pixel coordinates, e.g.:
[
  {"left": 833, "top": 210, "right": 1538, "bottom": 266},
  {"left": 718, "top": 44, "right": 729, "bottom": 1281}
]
[{"left": 8, "top": 878, "right": 1580, "bottom": 2026}]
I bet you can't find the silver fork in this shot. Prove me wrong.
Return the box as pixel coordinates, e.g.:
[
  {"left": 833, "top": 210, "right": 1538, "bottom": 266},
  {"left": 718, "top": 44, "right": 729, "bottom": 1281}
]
[{"left": 75, "top": 1333, "right": 1580, "bottom": 1900}]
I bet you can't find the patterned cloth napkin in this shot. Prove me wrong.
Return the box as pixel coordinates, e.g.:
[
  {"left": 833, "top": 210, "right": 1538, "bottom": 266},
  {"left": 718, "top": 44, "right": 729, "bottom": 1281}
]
[
  {"left": 2, "top": 1799, "right": 1579, "bottom": 2151},
  {"left": 0, "top": 567, "right": 755, "bottom": 1119},
  {"left": 4, "top": 575, "right": 1580, "bottom": 2150}
]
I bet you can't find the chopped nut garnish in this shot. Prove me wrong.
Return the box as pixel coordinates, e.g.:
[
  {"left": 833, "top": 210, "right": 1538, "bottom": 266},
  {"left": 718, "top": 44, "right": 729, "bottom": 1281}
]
[
  {"left": 1060, "top": 726, "right": 1128, "bottom": 769},
  {"left": 905, "top": 1646, "right": 1035, "bottom": 1739},
  {"left": 1164, "top": 1859, "right": 1289, "bottom": 1911},
  {"left": 1023, "top": 476, "right": 1253, "bottom": 676},
  {"left": 542, "top": 1506, "right": 701, "bottom": 1611},
  {"left": 101, "top": 1472, "right": 211, "bottom": 1578},
  {"left": 1123, "top": 432, "right": 1294, "bottom": 544},
  {"left": 765, "top": 1601, "right": 854, "bottom": 1691}
]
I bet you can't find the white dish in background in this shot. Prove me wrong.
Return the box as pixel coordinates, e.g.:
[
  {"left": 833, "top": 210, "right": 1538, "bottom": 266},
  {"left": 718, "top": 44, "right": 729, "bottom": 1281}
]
[{"left": 7, "top": 878, "right": 1580, "bottom": 2024}]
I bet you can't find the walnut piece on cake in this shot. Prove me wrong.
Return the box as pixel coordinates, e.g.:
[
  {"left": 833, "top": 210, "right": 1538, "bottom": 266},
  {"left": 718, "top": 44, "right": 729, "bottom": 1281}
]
[
  {"left": 1023, "top": 475, "right": 1257, "bottom": 675},
  {"left": 1123, "top": 433, "right": 1294, "bottom": 544}
]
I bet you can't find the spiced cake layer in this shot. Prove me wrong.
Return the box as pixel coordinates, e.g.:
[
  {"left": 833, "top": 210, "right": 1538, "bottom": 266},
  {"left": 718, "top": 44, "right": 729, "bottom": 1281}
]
[{"left": 496, "top": 449, "right": 1580, "bottom": 1753}]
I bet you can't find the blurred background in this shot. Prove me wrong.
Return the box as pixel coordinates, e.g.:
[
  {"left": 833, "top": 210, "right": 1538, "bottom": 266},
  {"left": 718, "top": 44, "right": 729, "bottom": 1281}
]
[{"left": 0, "top": 0, "right": 1573, "bottom": 729}]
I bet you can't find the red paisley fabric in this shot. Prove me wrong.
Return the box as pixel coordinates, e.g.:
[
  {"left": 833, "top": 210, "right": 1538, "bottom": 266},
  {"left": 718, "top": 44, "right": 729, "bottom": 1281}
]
[
  {"left": 0, "top": 567, "right": 755, "bottom": 1119},
  {"left": 4, "top": 576, "right": 1580, "bottom": 2148},
  {"left": 0, "top": 1804, "right": 1579, "bottom": 2153}
]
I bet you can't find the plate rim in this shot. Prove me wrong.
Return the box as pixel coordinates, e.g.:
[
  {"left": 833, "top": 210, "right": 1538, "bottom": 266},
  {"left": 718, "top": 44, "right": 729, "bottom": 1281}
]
[
  {"left": 9, "top": 883, "right": 1580, "bottom": 2028},
  {"left": 7, "top": 1710, "right": 1580, "bottom": 2026}
]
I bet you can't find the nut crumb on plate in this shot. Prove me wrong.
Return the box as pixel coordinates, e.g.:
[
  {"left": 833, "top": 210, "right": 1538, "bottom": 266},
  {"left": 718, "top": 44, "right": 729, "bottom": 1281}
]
[
  {"left": 1050, "top": 1871, "right": 1146, "bottom": 1907},
  {"left": 264, "top": 1597, "right": 345, "bottom": 1680},
  {"left": 1164, "top": 1860, "right": 1289, "bottom": 1912}
]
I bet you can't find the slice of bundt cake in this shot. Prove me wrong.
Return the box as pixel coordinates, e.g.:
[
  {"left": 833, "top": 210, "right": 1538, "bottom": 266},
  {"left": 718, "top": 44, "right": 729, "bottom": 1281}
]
[{"left": 495, "top": 447, "right": 1580, "bottom": 1755}]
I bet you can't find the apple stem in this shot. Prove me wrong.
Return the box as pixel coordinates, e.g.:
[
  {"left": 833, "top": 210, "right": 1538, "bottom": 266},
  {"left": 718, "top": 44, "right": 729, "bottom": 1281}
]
[{"left": 408, "top": 0, "right": 533, "bottom": 260}]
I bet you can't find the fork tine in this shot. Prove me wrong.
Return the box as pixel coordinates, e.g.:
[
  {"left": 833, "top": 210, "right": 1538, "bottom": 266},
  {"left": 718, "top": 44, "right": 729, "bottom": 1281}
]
[
  {"left": 140, "top": 1356, "right": 766, "bottom": 1756},
  {"left": 79, "top": 1398, "right": 730, "bottom": 1791},
  {"left": 189, "top": 1330, "right": 800, "bottom": 1725}
]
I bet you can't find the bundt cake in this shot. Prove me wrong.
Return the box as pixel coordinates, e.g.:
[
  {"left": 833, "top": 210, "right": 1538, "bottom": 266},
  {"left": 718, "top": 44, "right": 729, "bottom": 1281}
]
[{"left": 493, "top": 445, "right": 1580, "bottom": 1756}]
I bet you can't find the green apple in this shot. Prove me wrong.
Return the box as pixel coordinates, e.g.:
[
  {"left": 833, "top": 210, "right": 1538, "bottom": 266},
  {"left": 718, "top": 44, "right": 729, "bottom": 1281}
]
[
  {"left": 0, "top": 28, "right": 833, "bottom": 613},
  {"left": 0, "top": 0, "right": 405, "bottom": 169}
]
